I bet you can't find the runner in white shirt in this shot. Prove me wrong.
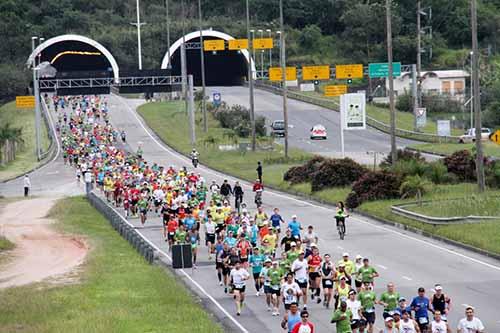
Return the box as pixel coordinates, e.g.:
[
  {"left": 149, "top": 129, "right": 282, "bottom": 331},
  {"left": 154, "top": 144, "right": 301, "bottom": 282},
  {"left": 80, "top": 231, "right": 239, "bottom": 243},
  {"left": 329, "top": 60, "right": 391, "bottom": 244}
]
[
  {"left": 399, "top": 310, "right": 418, "bottom": 333},
  {"left": 204, "top": 218, "right": 216, "bottom": 259},
  {"left": 281, "top": 273, "right": 302, "bottom": 312},
  {"left": 291, "top": 252, "right": 309, "bottom": 309},
  {"left": 153, "top": 188, "right": 165, "bottom": 214},
  {"left": 430, "top": 310, "right": 450, "bottom": 333},
  {"left": 346, "top": 290, "right": 364, "bottom": 333},
  {"left": 457, "top": 307, "right": 484, "bottom": 333},
  {"left": 230, "top": 261, "right": 250, "bottom": 316}
]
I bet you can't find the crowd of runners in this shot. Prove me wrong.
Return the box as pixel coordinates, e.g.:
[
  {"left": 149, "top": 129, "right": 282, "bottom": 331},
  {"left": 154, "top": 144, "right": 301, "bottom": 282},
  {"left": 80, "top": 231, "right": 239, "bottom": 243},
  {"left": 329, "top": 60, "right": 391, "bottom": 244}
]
[{"left": 52, "top": 94, "right": 485, "bottom": 333}]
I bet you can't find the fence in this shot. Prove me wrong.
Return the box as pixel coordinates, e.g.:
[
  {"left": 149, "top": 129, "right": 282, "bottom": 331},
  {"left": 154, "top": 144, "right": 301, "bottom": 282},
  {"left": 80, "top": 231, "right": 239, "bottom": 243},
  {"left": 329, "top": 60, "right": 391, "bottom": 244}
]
[
  {"left": 87, "top": 191, "right": 156, "bottom": 264},
  {"left": 39, "top": 97, "right": 56, "bottom": 161},
  {"left": 0, "top": 140, "right": 19, "bottom": 165},
  {"left": 253, "top": 81, "right": 460, "bottom": 144}
]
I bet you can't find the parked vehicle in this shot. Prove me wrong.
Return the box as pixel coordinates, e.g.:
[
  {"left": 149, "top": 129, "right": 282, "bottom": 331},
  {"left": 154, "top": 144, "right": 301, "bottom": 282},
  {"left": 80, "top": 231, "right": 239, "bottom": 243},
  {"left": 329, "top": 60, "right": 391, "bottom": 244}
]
[
  {"left": 270, "top": 120, "right": 285, "bottom": 137},
  {"left": 310, "top": 124, "right": 327, "bottom": 140},
  {"left": 458, "top": 128, "right": 492, "bottom": 143}
]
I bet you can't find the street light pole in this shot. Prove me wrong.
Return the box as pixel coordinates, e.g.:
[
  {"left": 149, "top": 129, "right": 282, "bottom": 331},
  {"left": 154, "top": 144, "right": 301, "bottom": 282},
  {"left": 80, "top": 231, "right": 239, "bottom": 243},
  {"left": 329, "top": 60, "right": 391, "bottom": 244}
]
[
  {"left": 417, "top": 0, "right": 422, "bottom": 106},
  {"left": 386, "top": 0, "right": 397, "bottom": 165},
  {"left": 131, "top": 0, "right": 145, "bottom": 70},
  {"left": 469, "top": 51, "right": 474, "bottom": 128},
  {"left": 471, "top": 0, "right": 485, "bottom": 192},
  {"left": 165, "top": 0, "right": 172, "bottom": 69},
  {"left": 279, "top": 0, "right": 289, "bottom": 158},
  {"left": 31, "top": 36, "right": 41, "bottom": 161},
  {"left": 198, "top": 0, "right": 208, "bottom": 132},
  {"left": 267, "top": 29, "right": 272, "bottom": 69}
]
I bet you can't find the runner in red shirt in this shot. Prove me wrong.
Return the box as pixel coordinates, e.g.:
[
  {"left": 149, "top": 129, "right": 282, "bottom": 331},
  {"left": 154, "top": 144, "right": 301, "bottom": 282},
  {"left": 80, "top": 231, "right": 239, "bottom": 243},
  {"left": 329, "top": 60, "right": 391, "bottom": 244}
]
[
  {"left": 307, "top": 245, "right": 322, "bottom": 304},
  {"left": 166, "top": 217, "right": 179, "bottom": 251}
]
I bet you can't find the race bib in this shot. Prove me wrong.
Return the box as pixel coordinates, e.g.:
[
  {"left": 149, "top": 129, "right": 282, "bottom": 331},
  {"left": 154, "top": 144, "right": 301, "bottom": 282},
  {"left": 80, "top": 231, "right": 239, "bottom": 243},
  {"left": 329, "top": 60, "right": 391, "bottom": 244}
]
[
  {"left": 234, "top": 283, "right": 244, "bottom": 289},
  {"left": 365, "top": 308, "right": 375, "bottom": 313},
  {"left": 271, "top": 285, "right": 280, "bottom": 290},
  {"left": 169, "top": 232, "right": 175, "bottom": 236},
  {"left": 324, "top": 280, "right": 332, "bottom": 286},
  {"left": 297, "top": 278, "right": 307, "bottom": 284},
  {"left": 418, "top": 317, "right": 429, "bottom": 324}
]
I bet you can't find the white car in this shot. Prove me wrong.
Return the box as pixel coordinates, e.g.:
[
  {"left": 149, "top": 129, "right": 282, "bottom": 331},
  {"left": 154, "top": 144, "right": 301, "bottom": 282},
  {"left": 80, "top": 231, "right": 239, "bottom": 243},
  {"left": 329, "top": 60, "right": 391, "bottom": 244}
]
[
  {"left": 458, "top": 128, "right": 492, "bottom": 143},
  {"left": 310, "top": 124, "right": 327, "bottom": 140}
]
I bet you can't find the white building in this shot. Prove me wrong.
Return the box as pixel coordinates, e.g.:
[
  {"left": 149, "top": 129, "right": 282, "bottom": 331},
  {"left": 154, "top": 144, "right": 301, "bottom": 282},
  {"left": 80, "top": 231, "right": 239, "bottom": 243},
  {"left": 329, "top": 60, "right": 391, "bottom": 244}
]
[{"left": 386, "top": 70, "right": 469, "bottom": 101}]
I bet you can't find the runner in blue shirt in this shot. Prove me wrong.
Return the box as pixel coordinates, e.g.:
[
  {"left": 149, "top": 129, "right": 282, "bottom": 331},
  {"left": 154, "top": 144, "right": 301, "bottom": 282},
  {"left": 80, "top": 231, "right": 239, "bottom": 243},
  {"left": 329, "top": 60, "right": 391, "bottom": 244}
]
[
  {"left": 270, "top": 207, "right": 285, "bottom": 236},
  {"left": 410, "top": 287, "right": 431, "bottom": 333},
  {"left": 287, "top": 215, "right": 302, "bottom": 239},
  {"left": 183, "top": 213, "right": 196, "bottom": 231},
  {"left": 249, "top": 247, "right": 266, "bottom": 296}
]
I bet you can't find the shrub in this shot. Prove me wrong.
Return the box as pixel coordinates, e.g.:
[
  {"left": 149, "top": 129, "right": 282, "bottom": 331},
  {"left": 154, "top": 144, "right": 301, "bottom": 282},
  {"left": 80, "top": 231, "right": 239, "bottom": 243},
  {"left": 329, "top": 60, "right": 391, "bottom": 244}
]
[
  {"left": 443, "top": 150, "right": 475, "bottom": 181},
  {"left": 392, "top": 159, "right": 427, "bottom": 178},
  {"left": 422, "top": 94, "right": 463, "bottom": 114},
  {"left": 210, "top": 103, "right": 266, "bottom": 137},
  {"left": 283, "top": 155, "right": 326, "bottom": 184},
  {"left": 380, "top": 149, "right": 424, "bottom": 168},
  {"left": 486, "top": 161, "right": 500, "bottom": 188},
  {"left": 400, "top": 175, "right": 431, "bottom": 201},
  {"left": 346, "top": 171, "right": 402, "bottom": 208},
  {"left": 424, "top": 161, "right": 453, "bottom": 184},
  {"left": 396, "top": 93, "right": 412, "bottom": 113},
  {"left": 311, "top": 158, "right": 368, "bottom": 192}
]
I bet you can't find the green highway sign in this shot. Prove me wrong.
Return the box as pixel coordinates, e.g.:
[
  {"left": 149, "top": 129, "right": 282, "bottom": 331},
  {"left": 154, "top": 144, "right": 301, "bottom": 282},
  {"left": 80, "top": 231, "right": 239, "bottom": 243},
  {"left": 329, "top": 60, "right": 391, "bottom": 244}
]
[{"left": 368, "top": 62, "right": 402, "bottom": 78}]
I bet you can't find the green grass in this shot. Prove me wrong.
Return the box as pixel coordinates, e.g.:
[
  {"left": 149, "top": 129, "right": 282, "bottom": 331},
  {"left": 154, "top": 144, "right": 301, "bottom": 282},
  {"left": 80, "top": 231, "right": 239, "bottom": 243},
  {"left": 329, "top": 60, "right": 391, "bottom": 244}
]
[
  {"left": 0, "top": 101, "right": 50, "bottom": 181},
  {"left": 358, "top": 183, "right": 500, "bottom": 255},
  {"left": 0, "top": 197, "right": 223, "bottom": 333},
  {"left": 406, "top": 195, "right": 500, "bottom": 218},
  {"left": 0, "top": 236, "right": 14, "bottom": 252},
  {"left": 408, "top": 141, "right": 500, "bottom": 158}
]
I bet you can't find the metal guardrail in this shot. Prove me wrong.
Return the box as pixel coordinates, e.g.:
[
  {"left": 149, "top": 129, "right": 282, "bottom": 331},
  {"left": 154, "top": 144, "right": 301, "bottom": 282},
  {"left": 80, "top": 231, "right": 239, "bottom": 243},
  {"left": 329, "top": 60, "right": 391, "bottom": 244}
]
[
  {"left": 39, "top": 97, "right": 56, "bottom": 161},
  {"left": 87, "top": 191, "right": 156, "bottom": 264},
  {"left": 253, "top": 81, "right": 461, "bottom": 144},
  {"left": 390, "top": 200, "right": 500, "bottom": 225}
]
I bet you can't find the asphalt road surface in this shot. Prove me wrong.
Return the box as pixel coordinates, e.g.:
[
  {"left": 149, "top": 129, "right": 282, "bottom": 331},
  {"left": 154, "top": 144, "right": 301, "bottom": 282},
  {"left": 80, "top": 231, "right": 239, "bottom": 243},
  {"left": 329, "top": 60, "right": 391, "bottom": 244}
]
[
  {"left": 1, "top": 95, "right": 499, "bottom": 333},
  {"left": 206, "top": 86, "right": 417, "bottom": 163}
]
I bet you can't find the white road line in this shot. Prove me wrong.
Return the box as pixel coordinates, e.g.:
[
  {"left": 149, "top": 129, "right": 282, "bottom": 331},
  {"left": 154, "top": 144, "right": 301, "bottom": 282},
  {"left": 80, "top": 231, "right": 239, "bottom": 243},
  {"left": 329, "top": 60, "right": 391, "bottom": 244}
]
[
  {"left": 462, "top": 303, "right": 473, "bottom": 308},
  {"left": 377, "top": 264, "right": 388, "bottom": 270},
  {"left": 31, "top": 99, "right": 61, "bottom": 174},
  {"left": 402, "top": 276, "right": 413, "bottom": 281},
  {"left": 336, "top": 246, "right": 344, "bottom": 250},
  {"left": 116, "top": 95, "right": 500, "bottom": 274},
  {"left": 107, "top": 202, "right": 250, "bottom": 333}
]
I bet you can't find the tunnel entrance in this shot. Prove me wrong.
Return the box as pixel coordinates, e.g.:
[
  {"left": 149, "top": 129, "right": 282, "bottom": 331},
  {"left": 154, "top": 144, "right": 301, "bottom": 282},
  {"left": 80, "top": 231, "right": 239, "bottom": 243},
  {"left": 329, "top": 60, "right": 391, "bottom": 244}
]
[
  {"left": 162, "top": 30, "right": 254, "bottom": 87},
  {"left": 170, "top": 37, "right": 248, "bottom": 86}
]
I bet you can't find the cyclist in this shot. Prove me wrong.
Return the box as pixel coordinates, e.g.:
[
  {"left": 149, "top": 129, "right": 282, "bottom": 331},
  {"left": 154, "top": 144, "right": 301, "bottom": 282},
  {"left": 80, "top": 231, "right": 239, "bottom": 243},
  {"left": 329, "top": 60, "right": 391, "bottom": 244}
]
[
  {"left": 252, "top": 179, "right": 264, "bottom": 206},
  {"left": 233, "top": 181, "right": 244, "bottom": 211},
  {"left": 335, "top": 201, "right": 349, "bottom": 237},
  {"left": 190, "top": 148, "right": 199, "bottom": 168}
]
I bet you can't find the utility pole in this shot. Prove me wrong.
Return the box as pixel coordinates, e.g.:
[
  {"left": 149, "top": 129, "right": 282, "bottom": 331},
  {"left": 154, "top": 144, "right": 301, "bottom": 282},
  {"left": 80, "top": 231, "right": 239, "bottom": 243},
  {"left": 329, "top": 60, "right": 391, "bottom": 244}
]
[
  {"left": 416, "top": 0, "right": 422, "bottom": 106},
  {"left": 198, "top": 0, "right": 207, "bottom": 132},
  {"left": 246, "top": 0, "right": 256, "bottom": 151},
  {"left": 279, "top": 0, "right": 289, "bottom": 158},
  {"left": 131, "top": 0, "right": 146, "bottom": 70},
  {"left": 412, "top": 64, "right": 418, "bottom": 131},
  {"left": 471, "top": 0, "right": 485, "bottom": 192},
  {"left": 267, "top": 29, "right": 272, "bottom": 69},
  {"left": 386, "top": 0, "right": 397, "bottom": 165},
  {"left": 165, "top": 0, "right": 172, "bottom": 69},
  {"left": 188, "top": 75, "right": 196, "bottom": 147}
]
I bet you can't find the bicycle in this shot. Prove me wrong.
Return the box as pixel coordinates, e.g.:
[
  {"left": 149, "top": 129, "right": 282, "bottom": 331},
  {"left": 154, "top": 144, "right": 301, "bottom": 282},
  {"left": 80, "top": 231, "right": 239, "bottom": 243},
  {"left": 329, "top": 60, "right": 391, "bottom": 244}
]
[{"left": 336, "top": 217, "right": 346, "bottom": 240}]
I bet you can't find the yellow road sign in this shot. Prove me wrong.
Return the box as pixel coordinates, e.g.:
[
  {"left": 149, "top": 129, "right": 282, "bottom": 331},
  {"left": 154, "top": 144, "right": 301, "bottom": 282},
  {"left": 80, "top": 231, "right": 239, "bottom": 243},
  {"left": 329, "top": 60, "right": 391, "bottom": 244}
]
[
  {"left": 336, "top": 64, "right": 364, "bottom": 79},
  {"left": 302, "top": 65, "right": 330, "bottom": 81},
  {"left": 16, "top": 96, "right": 35, "bottom": 108},
  {"left": 203, "top": 39, "right": 225, "bottom": 51},
  {"left": 491, "top": 129, "right": 500, "bottom": 145},
  {"left": 269, "top": 67, "right": 297, "bottom": 82},
  {"left": 253, "top": 38, "right": 273, "bottom": 49},
  {"left": 228, "top": 39, "right": 249, "bottom": 50},
  {"left": 324, "top": 85, "right": 348, "bottom": 97}
]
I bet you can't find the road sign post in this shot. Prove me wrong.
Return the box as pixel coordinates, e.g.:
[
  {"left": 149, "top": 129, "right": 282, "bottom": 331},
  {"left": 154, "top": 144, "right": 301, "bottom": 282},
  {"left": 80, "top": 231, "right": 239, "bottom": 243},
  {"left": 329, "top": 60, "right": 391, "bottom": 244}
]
[
  {"left": 302, "top": 65, "right": 330, "bottom": 81},
  {"left": 324, "top": 85, "right": 347, "bottom": 97},
  {"left": 368, "top": 62, "right": 402, "bottom": 78},
  {"left": 416, "top": 107, "right": 427, "bottom": 128}
]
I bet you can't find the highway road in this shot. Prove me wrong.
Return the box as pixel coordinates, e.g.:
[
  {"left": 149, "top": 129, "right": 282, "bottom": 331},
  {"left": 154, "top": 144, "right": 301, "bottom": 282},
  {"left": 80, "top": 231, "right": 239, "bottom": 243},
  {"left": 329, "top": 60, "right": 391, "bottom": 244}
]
[
  {"left": 206, "top": 86, "right": 417, "bottom": 163},
  {"left": 1, "top": 94, "right": 499, "bottom": 332}
]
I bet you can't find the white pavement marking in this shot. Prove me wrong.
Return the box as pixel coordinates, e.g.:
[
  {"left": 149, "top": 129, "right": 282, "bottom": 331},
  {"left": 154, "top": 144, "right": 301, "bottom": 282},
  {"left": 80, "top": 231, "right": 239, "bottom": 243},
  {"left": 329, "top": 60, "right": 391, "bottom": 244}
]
[
  {"left": 402, "top": 276, "right": 413, "bottom": 281},
  {"left": 107, "top": 203, "right": 250, "bottom": 333},
  {"left": 33, "top": 99, "right": 61, "bottom": 174},
  {"left": 336, "top": 246, "right": 344, "bottom": 250},
  {"left": 377, "top": 264, "right": 388, "bottom": 270},
  {"left": 116, "top": 95, "right": 500, "bottom": 272}
]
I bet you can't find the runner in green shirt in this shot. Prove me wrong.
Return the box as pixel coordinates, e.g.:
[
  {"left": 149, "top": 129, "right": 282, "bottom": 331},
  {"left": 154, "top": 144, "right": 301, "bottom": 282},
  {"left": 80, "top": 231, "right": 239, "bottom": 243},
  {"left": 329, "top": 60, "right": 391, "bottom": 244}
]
[
  {"left": 331, "top": 301, "right": 353, "bottom": 333},
  {"left": 267, "top": 261, "right": 284, "bottom": 316},
  {"left": 378, "top": 282, "right": 400, "bottom": 315},
  {"left": 358, "top": 282, "right": 377, "bottom": 333},
  {"left": 174, "top": 225, "right": 188, "bottom": 244},
  {"left": 357, "top": 258, "right": 379, "bottom": 283}
]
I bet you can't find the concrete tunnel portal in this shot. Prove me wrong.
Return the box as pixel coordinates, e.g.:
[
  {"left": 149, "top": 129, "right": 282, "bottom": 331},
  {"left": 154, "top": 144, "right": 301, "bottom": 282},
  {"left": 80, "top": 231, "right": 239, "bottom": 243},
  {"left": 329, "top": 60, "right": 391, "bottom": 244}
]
[{"left": 161, "top": 30, "right": 255, "bottom": 86}]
